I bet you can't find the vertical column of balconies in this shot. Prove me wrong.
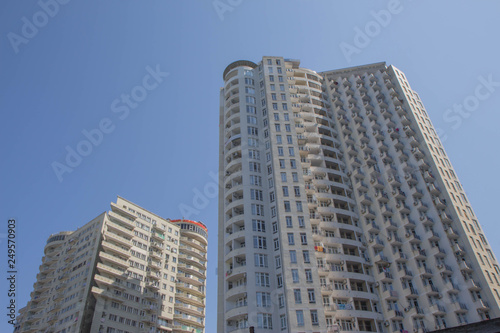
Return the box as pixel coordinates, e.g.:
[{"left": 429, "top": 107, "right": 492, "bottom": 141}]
[
  {"left": 221, "top": 63, "right": 256, "bottom": 333},
  {"left": 321, "top": 72, "right": 385, "bottom": 333},
  {"left": 282, "top": 65, "right": 330, "bottom": 332},
  {"left": 389, "top": 67, "right": 500, "bottom": 322},
  {"left": 172, "top": 220, "right": 208, "bottom": 333},
  {"left": 324, "top": 66, "right": 486, "bottom": 332}
]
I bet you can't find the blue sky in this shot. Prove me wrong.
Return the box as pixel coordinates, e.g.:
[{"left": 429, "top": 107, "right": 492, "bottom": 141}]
[{"left": 1, "top": 1, "right": 500, "bottom": 332}]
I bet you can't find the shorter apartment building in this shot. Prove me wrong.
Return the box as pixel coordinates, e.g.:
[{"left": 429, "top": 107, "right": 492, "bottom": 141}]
[{"left": 15, "top": 196, "right": 207, "bottom": 333}]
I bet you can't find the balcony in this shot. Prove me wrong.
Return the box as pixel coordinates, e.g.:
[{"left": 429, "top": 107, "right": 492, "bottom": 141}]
[
  {"left": 474, "top": 299, "right": 490, "bottom": 312},
  {"left": 99, "top": 251, "right": 128, "bottom": 268},
  {"left": 459, "top": 261, "right": 473, "bottom": 272},
  {"left": 430, "top": 303, "right": 446, "bottom": 315},
  {"left": 102, "top": 240, "right": 131, "bottom": 257},
  {"left": 104, "top": 232, "right": 131, "bottom": 248},
  {"left": 424, "top": 284, "right": 440, "bottom": 296},
  {"left": 96, "top": 262, "right": 126, "bottom": 277},
  {"left": 452, "top": 243, "right": 465, "bottom": 255},
  {"left": 387, "top": 309, "right": 404, "bottom": 320},
  {"left": 466, "top": 279, "right": 481, "bottom": 291},
  {"left": 381, "top": 289, "right": 399, "bottom": 300},
  {"left": 413, "top": 249, "right": 427, "bottom": 260}
]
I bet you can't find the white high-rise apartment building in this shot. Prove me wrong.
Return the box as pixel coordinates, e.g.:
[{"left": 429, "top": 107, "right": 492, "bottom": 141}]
[
  {"left": 218, "top": 57, "right": 500, "bottom": 333},
  {"left": 15, "top": 197, "right": 208, "bottom": 333}
]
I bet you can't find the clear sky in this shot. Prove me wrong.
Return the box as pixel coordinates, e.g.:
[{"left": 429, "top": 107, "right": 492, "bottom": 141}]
[{"left": 1, "top": 1, "right": 500, "bottom": 332}]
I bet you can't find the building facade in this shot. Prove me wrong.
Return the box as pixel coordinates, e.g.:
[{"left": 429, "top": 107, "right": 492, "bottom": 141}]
[
  {"left": 15, "top": 197, "right": 207, "bottom": 333},
  {"left": 217, "top": 57, "right": 500, "bottom": 333}
]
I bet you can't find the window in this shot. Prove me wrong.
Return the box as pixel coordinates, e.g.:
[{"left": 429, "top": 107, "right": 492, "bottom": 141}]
[
  {"left": 290, "top": 159, "right": 297, "bottom": 169},
  {"left": 278, "top": 146, "right": 284, "bottom": 156},
  {"left": 272, "top": 221, "right": 278, "bottom": 233},
  {"left": 286, "top": 216, "right": 292, "bottom": 228},
  {"left": 274, "top": 238, "right": 280, "bottom": 251},
  {"left": 282, "top": 186, "right": 289, "bottom": 197},
  {"left": 270, "top": 84, "right": 275, "bottom": 91},
  {"left": 289, "top": 147, "right": 295, "bottom": 156},
  {"left": 277, "top": 274, "right": 283, "bottom": 287},
  {"left": 275, "top": 124, "right": 281, "bottom": 131},
  {"left": 277, "top": 67, "right": 282, "bottom": 74},
  {"left": 271, "top": 93, "right": 277, "bottom": 100},
  {"left": 244, "top": 69, "right": 253, "bottom": 76},
  {"left": 310, "top": 310, "right": 319, "bottom": 325},
  {"left": 244, "top": 78, "right": 254, "bottom": 85},
  {"left": 308, "top": 289, "right": 316, "bottom": 303},
  {"left": 287, "top": 233, "right": 295, "bottom": 245},
  {"left": 303, "top": 250, "right": 310, "bottom": 263},
  {"left": 294, "top": 186, "right": 300, "bottom": 197},
  {"left": 245, "top": 87, "right": 255, "bottom": 94},
  {"left": 269, "top": 75, "right": 274, "bottom": 82},
  {"left": 285, "top": 124, "right": 291, "bottom": 132},
  {"left": 278, "top": 294, "right": 285, "bottom": 308},
  {"left": 256, "top": 292, "right": 272, "bottom": 307},
  {"left": 272, "top": 103, "right": 278, "bottom": 110},
  {"left": 284, "top": 201, "right": 291, "bottom": 212},
  {"left": 249, "top": 162, "right": 261, "bottom": 172},
  {"left": 251, "top": 189, "right": 263, "bottom": 201},
  {"left": 252, "top": 219, "right": 266, "bottom": 232},
  {"left": 276, "top": 135, "right": 282, "bottom": 144},
  {"left": 275, "top": 255, "right": 281, "bottom": 268},
  {"left": 255, "top": 254, "right": 268, "bottom": 267},
  {"left": 246, "top": 96, "right": 256, "bottom": 104},
  {"left": 269, "top": 191, "right": 275, "bottom": 202},
  {"left": 247, "top": 115, "right": 257, "bottom": 124},
  {"left": 305, "top": 269, "right": 313, "bottom": 283},
  {"left": 250, "top": 175, "right": 262, "bottom": 186},
  {"left": 248, "top": 149, "right": 260, "bottom": 159},
  {"left": 286, "top": 134, "right": 292, "bottom": 143},
  {"left": 292, "top": 172, "right": 298, "bottom": 182},
  {"left": 281, "top": 93, "right": 286, "bottom": 100},
  {"left": 248, "top": 127, "right": 258, "bottom": 136},
  {"left": 251, "top": 204, "right": 264, "bottom": 216},
  {"left": 280, "top": 84, "right": 285, "bottom": 91},
  {"left": 246, "top": 105, "right": 256, "bottom": 114},
  {"left": 300, "top": 233, "right": 307, "bottom": 245},
  {"left": 298, "top": 216, "right": 305, "bottom": 228},
  {"left": 257, "top": 313, "right": 272, "bottom": 329},
  {"left": 280, "top": 315, "right": 287, "bottom": 330},
  {"left": 267, "top": 165, "right": 272, "bottom": 175},
  {"left": 253, "top": 236, "right": 267, "bottom": 249},
  {"left": 290, "top": 250, "right": 297, "bottom": 263},
  {"left": 256, "top": 272, "right": 270, "bottom": 287},
  {"left": 294, "top": 289, "right": 302, "bottom": 303},
  {"left": 279, "top": 159, "right": 285, "bottom": 169},
  {"left": 281, "top": 172, "right": 287, "bottom": 182},
  {"left": 296, "top": 201, "right": 303, "bottom": 212},
  {"left": 292, "top": 269, "right": 299, "bottom": 283},
  {"left": 267, "top": 59, "right": 272, "bottom": 65},
  {"left": 296, "top": 310, "right": 304, "bottom": 326},
  {"left": 278, "top": 76, "right": 284, "bottom": 82}
]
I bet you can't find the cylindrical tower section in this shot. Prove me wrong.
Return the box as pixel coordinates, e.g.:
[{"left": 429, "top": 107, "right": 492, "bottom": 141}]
[{"left": 171, "top": 219, "right": 208, "bottom": 333}]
